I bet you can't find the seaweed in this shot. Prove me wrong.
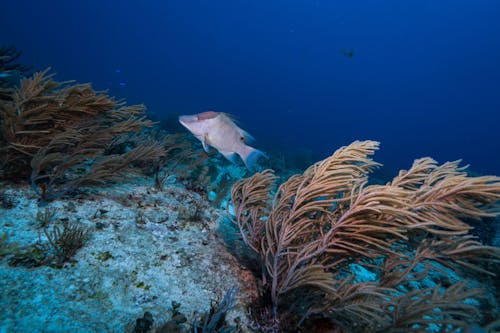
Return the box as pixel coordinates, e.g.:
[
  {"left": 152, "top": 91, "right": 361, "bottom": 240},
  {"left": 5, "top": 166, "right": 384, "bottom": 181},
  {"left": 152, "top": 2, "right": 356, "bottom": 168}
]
[
  {"left": 7, "top": 208, "right": 91, "bottom": 268},
  {"left": 193, "top": 287, "right": 239, "bottom": 333},
  {"left": 44, "top": 218, "right": 91, "bottom": 265}
]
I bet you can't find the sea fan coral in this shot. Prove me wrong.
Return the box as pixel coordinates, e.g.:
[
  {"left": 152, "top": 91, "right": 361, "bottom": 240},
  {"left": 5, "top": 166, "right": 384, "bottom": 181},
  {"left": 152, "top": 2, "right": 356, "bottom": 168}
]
[
  {"left": 230, "top": 140, "right": 500, "bottom": 332},
  {"left": 0, "top": 45, "right": 32, "bottom": 101},
  {"left": 0, "top": 68, "right": 165, "bottom": 200}
]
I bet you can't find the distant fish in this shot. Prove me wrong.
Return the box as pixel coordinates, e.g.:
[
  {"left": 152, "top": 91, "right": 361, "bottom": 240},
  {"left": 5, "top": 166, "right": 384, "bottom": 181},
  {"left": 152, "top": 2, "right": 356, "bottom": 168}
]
[
  {"left": 0, "top": 70, "right": 21, "bottom": 85},
  {"left": 179, "top": 111, "right": 266, "bottom": 168},
  {"left": 0, "top": 70, "right": 18, "bottom": 78},
  {"left": 339, "top": 48, "right": 354, "bottom": 58}
]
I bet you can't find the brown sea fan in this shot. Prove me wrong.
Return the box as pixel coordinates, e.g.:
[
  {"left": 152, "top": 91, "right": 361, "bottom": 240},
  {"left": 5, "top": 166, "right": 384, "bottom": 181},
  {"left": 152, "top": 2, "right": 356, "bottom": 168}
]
[{"left": 230, "top": 140, "right": 500, "bottom": 331}]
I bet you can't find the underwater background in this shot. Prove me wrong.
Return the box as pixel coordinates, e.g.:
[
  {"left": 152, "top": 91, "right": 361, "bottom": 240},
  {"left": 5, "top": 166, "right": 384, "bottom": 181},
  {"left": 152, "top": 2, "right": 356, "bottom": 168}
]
[
  {"left": 1, "top": 1, "right": 500, "bottom": 333},
  {"left": 2, "top": 0, "right": 500, "bottom": 175}
]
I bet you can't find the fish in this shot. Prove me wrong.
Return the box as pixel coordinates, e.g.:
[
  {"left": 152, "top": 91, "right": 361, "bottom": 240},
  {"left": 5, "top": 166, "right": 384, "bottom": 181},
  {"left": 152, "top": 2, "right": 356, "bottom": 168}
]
[
  {"left": 339, "top": 48, "right": 354, "bottom": 58},
  {"left": 178, "top": 111, "right": 266, "bottom": 168},
  {"left": 0, "top": 70, "right": 21, "bottom": 85}
]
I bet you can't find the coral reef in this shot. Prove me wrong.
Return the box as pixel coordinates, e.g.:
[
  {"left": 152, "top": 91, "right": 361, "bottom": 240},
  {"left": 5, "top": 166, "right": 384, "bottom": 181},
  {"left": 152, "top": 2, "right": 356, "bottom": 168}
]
[
  {"left": 230, "top": 140, "right": 500, "bottom": 332},
  {"left": 0, "top": 68, "right": 166, "bottom": 200}
]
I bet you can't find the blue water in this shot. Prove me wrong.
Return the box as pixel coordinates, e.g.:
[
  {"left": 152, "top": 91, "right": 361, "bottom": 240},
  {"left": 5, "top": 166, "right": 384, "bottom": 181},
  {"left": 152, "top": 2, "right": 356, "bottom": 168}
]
[{"left": 3, "top": 0, "right": 499, "bottom": 174}]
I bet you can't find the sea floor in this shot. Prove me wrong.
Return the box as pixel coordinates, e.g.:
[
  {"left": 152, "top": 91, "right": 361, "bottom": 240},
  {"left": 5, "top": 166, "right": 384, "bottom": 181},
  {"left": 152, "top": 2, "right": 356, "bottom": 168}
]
[
  {"left": 0, "top": 177, "right": 256, "bottom": 332},
  {"left": 1, "top": 170, "right": 499, "bottom": 333}
]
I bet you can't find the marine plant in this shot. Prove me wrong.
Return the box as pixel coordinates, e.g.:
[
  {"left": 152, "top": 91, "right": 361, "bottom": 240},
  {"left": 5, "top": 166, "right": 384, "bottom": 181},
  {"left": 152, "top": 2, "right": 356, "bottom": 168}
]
[
  {"left": 154, "top": 290, "right": 238, "bottom": 333},
  {"left": 36, "top": 207, "right": 91, "bottom": 266},
  {"left": 0, "top": 45, "right": 32, "bottom": 101},
  {"left": 6, "top": 208, "right": 91, "bottom": 267},
  {"left": 0, "top": 68, "right": 165, "bottom": 200},
  {"left": 192, "top": 287, "right": 239, "bottom": 333},
  {"left": 153, "top": 133, "right": 204, "bottom": 191},
  {"left": 230, "top": 140, "right": 500, "bottom": 332},
  {"left": 43, "top": 216, "right": 91, "bottom": 265}
]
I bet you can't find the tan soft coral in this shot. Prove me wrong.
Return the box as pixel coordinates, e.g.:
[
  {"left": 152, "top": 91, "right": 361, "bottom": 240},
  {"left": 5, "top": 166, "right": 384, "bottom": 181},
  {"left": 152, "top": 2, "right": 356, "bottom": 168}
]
[
  {"left": 0, "top": 69, "right": 165, "bottom": 200},
  {"left": 230, "top": 140, "right": 500, "bottom": 332}
]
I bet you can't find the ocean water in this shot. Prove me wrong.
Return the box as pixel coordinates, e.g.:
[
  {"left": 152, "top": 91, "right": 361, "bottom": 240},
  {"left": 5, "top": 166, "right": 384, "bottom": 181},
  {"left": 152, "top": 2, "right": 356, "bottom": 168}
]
[
  {"left": 1, "top": 1, "right": 500, "bottom": 332},
  {"left": 3, "top": 0, "right": 500, "bottom": 175}
]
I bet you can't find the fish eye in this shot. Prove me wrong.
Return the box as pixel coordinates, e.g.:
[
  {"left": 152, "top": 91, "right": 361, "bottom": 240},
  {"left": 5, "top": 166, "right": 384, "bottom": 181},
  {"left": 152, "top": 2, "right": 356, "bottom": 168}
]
[{"left": 240, "top": 137, "right": 244, "bottom": 141}]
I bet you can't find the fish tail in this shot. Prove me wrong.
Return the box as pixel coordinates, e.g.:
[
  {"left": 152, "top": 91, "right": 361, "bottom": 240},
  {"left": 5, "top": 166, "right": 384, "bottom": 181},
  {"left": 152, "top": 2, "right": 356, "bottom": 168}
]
[{"left": 240, "top": 146, "right": 266, "bottom": 169}]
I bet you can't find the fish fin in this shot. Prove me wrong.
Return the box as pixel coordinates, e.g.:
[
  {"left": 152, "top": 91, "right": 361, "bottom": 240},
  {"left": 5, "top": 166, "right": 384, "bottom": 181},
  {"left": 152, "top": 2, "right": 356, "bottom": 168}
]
[
  {"left": 239, "top": 146, "right": 267, "bottom": 169},
  {"left": 202, "top": 135, "right": 210, "bottom": 153},
  {"left": 221, "top": 151, "right": 239, "bottom": 164},
  {"left": 219, "top": 112, "right": 237, "bottom": 123}
]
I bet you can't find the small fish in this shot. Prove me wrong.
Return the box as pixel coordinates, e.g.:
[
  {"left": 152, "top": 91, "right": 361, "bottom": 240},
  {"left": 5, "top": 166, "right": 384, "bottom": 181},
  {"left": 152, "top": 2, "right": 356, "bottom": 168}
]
[
  {"left": 179, "top": 111, "right": 265, "bottom": 168},
  {"left": 0, "top": 70, "right": 21, "bottom": 85},
  {"left": 339, "top": 48, "right": 354, "bottom": 58},
  {"left": 0, "top": 70, "right": 18, "bottom": 78}
]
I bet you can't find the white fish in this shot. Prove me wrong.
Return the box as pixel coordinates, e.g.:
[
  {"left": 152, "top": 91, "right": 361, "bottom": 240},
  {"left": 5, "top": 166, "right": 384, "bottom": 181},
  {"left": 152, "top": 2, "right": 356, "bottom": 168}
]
[{"left": 179, "top": 111, "right": 265, "bottom": 168}]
